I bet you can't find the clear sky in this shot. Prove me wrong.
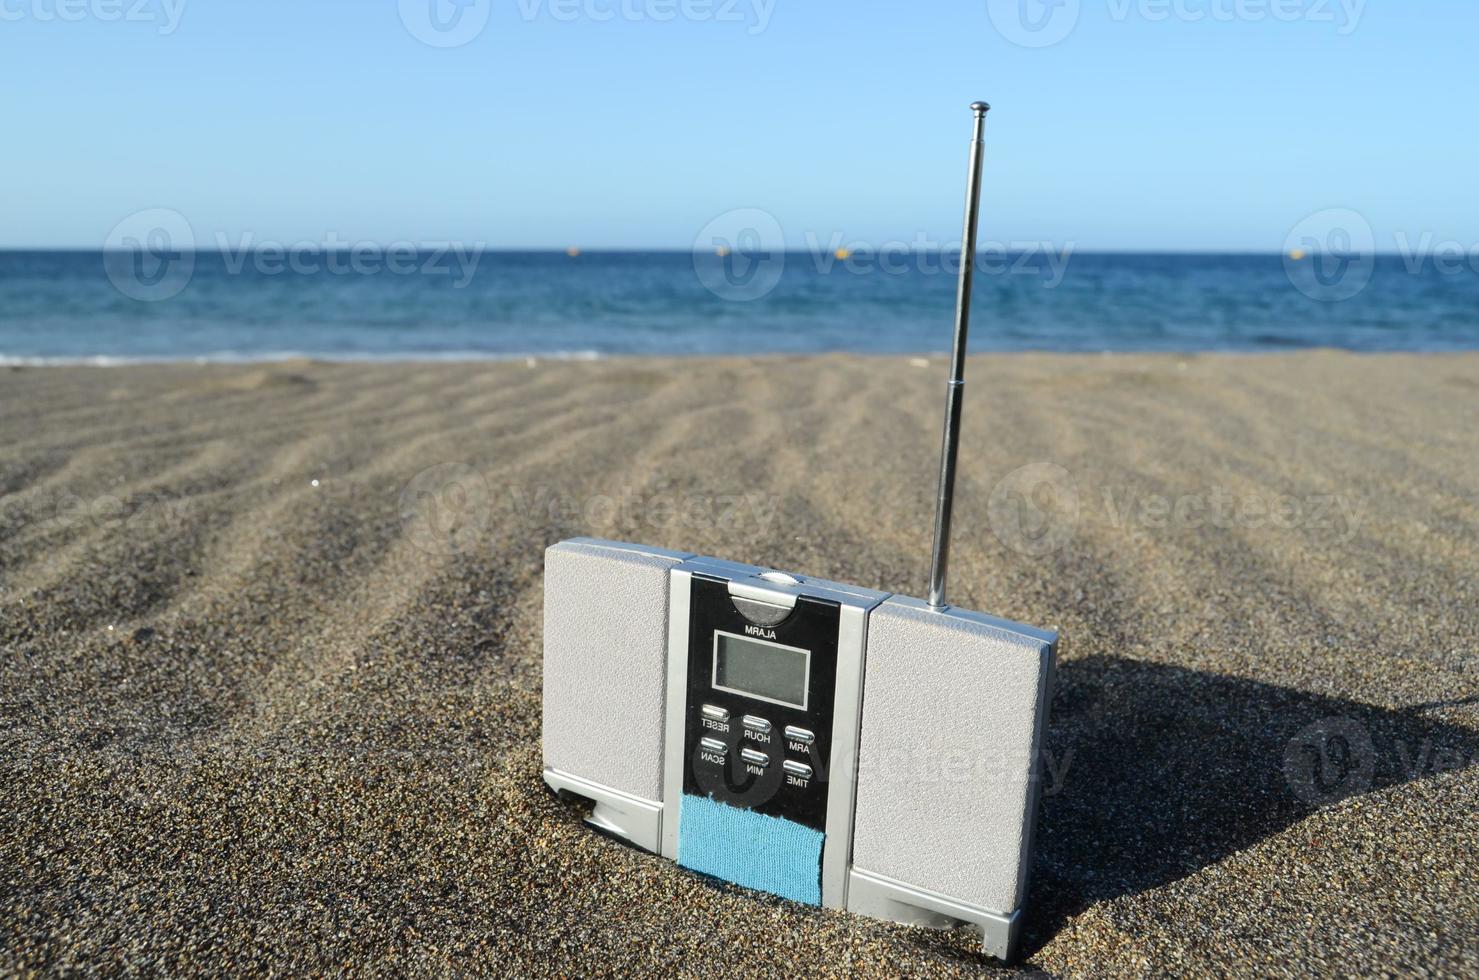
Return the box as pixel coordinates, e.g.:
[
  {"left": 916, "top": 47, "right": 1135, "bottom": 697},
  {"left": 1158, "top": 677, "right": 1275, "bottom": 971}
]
[{"left": 3, "top": 0, "right": 1474, "bottom": 250}]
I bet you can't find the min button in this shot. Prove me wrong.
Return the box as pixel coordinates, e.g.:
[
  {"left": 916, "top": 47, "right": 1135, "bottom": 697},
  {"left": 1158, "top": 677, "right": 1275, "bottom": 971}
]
[{"left": 739, "top": 747, "right": 770, "bottom": 768}]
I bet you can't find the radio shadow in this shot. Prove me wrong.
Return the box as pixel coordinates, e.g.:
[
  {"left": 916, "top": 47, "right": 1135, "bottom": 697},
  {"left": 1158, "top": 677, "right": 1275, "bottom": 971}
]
[{"left": 1022, "top": 655, "right": 1479, "bottom": 956}]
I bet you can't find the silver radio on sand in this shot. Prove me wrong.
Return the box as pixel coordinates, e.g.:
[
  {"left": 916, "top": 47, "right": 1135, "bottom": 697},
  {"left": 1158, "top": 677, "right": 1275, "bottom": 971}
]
[{"left": 541, "top": 102, "right": 1058, "bottom": 962}]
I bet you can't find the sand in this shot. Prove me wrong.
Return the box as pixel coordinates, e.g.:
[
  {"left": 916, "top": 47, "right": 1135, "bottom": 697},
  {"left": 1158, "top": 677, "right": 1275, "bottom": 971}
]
[{"left": 1, "top": 352, "right": 1476, "bottom": 977}]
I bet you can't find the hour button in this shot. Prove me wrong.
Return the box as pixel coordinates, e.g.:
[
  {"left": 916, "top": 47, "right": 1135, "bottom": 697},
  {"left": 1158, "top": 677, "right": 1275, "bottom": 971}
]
[{"left": 741, "top": 715, "right": 771, "bottom": 734}]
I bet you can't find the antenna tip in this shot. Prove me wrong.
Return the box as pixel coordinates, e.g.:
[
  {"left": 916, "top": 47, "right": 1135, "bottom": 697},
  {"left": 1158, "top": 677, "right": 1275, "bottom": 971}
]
[{"left": 970, "top": 101, "right": 992, "bottom": 115}]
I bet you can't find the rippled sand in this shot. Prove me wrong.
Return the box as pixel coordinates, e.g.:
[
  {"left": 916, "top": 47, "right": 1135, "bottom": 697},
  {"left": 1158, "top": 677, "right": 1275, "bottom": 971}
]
[{"left": 2, "top": 353, "right": 1475, "bottom": 975}]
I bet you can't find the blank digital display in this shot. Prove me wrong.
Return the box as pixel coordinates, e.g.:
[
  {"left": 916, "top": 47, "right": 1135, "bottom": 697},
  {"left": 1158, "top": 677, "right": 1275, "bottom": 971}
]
[{"left": 712, "top": 632, "right": 810, "bottom": 710}]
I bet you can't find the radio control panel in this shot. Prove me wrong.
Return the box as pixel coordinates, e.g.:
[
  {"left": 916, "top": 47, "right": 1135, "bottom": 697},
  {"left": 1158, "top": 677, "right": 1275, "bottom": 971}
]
[{"left": 680, "top": 573, "right": 840, "bottom": 832}]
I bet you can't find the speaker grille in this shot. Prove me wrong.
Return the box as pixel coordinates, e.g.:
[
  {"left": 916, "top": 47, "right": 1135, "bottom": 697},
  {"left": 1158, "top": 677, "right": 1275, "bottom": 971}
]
[
  {"left": 542, "top": 540, "right": 683, "bottom": 802},
  {"left": 852, "top": 597, "right": 1053, "bottom": 915}
]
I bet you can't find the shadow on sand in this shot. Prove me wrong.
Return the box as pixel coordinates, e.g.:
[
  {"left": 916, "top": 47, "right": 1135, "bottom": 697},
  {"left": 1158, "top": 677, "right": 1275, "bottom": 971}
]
[{"left": 1014, "top": 656, "right": 1479, "bottom": 956}]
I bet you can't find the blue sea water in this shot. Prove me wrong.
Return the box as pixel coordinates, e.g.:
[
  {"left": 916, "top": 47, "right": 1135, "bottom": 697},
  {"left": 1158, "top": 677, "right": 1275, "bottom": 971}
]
[{"left": 0, "top": 250, "right": 1476, "bottom": 364}]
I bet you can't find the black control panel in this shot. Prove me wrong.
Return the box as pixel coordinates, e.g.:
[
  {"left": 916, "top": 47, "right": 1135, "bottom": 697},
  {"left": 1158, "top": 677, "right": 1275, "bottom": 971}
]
[{"left": 681, "top": 574, "right": 839, "bottom": 831}]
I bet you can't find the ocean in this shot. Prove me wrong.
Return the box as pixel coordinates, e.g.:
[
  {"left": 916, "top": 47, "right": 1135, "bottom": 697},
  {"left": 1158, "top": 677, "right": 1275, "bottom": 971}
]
[{"left": 1, "top": 250, "right": 1476, "bottom": 364}]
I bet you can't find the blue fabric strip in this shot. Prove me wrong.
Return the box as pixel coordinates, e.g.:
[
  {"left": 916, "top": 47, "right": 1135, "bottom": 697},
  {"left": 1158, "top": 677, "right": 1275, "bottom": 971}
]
[{"left": 677, "top": 793, "right": 824, "bottom": 906}]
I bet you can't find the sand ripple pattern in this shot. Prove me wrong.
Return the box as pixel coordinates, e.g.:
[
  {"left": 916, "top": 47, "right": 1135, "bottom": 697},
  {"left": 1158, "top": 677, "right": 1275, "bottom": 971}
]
[{"left": 1, "top": 354, "right": 1476, "bottom": 975}]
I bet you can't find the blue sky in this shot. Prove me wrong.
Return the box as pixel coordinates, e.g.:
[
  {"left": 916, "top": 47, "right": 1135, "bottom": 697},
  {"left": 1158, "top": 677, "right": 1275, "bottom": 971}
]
[{"left": 3, "top": 0, "right": 1474, "bottom": 250}]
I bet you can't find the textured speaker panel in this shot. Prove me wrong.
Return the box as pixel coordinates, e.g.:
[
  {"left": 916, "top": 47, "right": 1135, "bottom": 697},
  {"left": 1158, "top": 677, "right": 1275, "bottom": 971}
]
[
  {"left": 542, "top": 540, "right": 687, "bottom": 802},
  {"left": 852, "top": 596, "right": 1054, "bottom": 915}
]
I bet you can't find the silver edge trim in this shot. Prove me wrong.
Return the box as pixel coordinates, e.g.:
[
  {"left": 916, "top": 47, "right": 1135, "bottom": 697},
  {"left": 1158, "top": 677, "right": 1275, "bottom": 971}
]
[
  {"left": 728, "top": 580, "right": 800, "bottom": 609},
  {"left": 543, "top": 768, "right": 664, "bottom": 854},
  {"left": 560, "top": 537, "right": 697, "bottom": 563},
  {"left": 660, "top": 567, "right": 693, "bottom": 861},
  {"left": 683, "top": 556, "right": 890, "bottom": 605},
  {"left": 1013, "top": 636, "right": 1056, "bottom": 910},
  {"left": 880, "top": 592, "right": 1058, "bottom": 647},
  {"left": 822, "top": 596, "right": 883, "bottom": 909},
  {"left": 846, "top": 866, "right": 1023, "bottom": 962}
]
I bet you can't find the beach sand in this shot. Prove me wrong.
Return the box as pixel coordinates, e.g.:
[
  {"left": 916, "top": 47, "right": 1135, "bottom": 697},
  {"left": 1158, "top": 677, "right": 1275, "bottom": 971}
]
[{"left": 2, "top": 352, "right": 1476, "bottom": 976}]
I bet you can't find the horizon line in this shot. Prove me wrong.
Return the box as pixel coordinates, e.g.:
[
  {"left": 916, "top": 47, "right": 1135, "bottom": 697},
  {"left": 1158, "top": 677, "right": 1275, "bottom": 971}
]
[{"left": 0, "top": 246, "right": 1417, "bottom": 257}]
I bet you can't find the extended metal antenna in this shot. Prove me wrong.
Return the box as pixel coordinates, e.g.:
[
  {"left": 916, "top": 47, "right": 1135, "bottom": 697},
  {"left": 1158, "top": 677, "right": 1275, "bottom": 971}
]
[{"left": 928, "top": 101, "right": 990, "bottom": 610}]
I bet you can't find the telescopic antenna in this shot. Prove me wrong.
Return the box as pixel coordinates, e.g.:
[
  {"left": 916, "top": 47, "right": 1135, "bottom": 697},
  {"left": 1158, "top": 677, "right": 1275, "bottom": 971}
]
[{"left": 928, "top": 101, "right": 990, "bottom": 610}]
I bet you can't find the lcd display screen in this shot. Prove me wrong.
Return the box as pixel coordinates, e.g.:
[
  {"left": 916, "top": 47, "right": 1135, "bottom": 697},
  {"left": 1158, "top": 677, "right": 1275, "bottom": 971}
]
[{"left": 711, "top": 631, "right": 810, "bottom": 710}]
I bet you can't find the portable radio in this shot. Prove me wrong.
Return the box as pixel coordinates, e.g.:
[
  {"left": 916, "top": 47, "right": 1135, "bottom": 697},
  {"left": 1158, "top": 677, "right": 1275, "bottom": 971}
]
[{"left": 540, "top": 103, "right": 1057, "bottom": 961}]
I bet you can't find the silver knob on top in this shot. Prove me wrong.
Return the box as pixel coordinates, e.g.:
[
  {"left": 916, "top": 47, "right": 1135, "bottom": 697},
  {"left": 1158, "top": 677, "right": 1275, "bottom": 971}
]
[{"left": 928, "top": 101, "right": 991, "bottom": 610}]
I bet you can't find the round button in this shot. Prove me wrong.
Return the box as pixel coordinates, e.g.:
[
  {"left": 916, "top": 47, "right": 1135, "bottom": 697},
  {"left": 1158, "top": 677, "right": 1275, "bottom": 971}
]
[{"left": 758, "top": 571, "right": 801, "bottom": 585}]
